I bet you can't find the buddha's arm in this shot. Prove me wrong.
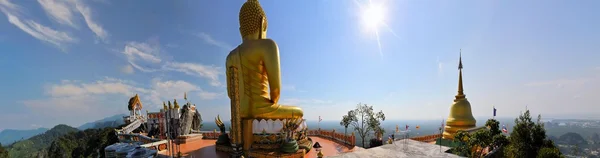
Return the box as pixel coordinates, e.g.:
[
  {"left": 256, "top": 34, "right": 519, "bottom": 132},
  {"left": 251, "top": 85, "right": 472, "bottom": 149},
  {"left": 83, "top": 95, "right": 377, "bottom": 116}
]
[{"left": 261, "top": 39, "right": 282, "bottom": 103}]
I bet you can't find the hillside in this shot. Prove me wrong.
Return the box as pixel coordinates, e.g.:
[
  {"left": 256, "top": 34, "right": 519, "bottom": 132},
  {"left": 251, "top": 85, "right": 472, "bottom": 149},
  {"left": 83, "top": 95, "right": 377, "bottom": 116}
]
[
  {"left": 47, "top": 127, "right": 119, "bottom": 157},
  {"left": 77, "top": 114, "right": 126, "bottom": 130},
  {"left": 558, "top": 132, "right": 586, "bottom": 145},
  {"left": 0, "top": 128, "right": 48, "bottom": 146},
  {"left": 7, "top": 124, "right": 78, "bottom": 158}
]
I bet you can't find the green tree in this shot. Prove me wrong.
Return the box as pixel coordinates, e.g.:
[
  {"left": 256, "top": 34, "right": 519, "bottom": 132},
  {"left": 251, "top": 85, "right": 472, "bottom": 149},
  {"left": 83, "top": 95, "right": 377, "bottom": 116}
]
[
  {"left": 452, "top": 130, "right": 472, "bottom": 157},
  {"left": 537, "top": 147, "right": 562, "bottom": 158},
  {"left": 452, "top": 119, "right": 509, "bottom": 157},
  {"left": 504, "top": 110, "right": 562, "bottom": 157},
  {"left": 339, "top": 111, "right": 352, "bottom": 144},
  {"left": 341, "top": 103, "right": 385, "bottom": 148},
  {"left": 571, "top": 144, "right": 580, "bottom": 156},
  {"left": 0, "top": 143, "right": 9, "bottom": 158},
  {"left": 47, "top": 127, "right": 119, "bottom": 158}
]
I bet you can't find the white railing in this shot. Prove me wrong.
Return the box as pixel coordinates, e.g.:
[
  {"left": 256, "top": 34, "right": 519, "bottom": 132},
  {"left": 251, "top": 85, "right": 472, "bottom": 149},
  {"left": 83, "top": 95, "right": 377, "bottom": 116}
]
[{"left": 124, "top": 119, "right": 142, "bottom": 134}]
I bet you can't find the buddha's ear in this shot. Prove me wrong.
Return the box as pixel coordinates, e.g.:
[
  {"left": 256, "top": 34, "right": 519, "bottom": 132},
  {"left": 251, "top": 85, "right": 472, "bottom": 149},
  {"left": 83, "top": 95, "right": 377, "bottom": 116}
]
[
  {"left": 261, "top": 17, "right": 267, "bottom": 31},
  {"left": 259, "top": 17, "right": 266, "bottom": 39}
]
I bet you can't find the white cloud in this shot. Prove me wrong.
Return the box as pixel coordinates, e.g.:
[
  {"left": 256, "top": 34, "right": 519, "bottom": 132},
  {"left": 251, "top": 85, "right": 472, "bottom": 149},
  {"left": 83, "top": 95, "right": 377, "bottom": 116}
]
[
  {"left": 21, "top": 77, "right": 224, "bottom": 126},
  {"left": 145, "top": 78, "right": 224, "bottom": 105},
  {"left": 37, "top": 0, "right": 77, "bottom": 28},
  {"left": 151, "top": 79, "right": 199, "bottom": 99},
  {"left": 0, "top": 7, "right": 77, "bottom": 51},
  {"left": 122, "top": 41, "right": 163, "bottom": 72},
  {"left": 21, "top": 77, "right": 145, "bottom": 126},
  {"left": 196, "top": 32, "right": 233, "bottom": 50},
  {"left": 163, "top": 62, "right": 222, "bottom": 87},
  {"left": 45, "top": 77, "right": 141, "bottom": 97},
  {"left": 0, "top": 0, "right": 20, "bottom": 12},
  {"left": 120, "top": 40, "right": 224, "bottom": 87},
  {"left": 198, "top": 91, "right": 223, "bottom": 100},
  {"left": 120, "top": 65, "right": 134, "bottom": 74},
  {"left": 282, "top": 84, "right": 296, "bottom": 91},
  {"left": 72, "top": 0, "right": 108, "bottom": 41},
  {"left": 36, "top": 0, "right": 109, "bottom": 41}
]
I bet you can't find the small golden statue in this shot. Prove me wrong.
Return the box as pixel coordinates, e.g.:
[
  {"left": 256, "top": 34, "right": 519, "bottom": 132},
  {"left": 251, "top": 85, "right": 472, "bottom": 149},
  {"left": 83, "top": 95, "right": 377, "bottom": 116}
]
[{"left": 226, "top": 0, "right": 303, "bottom": 120}]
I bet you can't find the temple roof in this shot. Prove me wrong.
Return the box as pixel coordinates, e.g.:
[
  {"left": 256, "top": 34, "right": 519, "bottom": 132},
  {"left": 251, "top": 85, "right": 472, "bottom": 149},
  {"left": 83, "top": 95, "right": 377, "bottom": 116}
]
[{"left": 127, "top": 94, "right": 143, "bottom": 111}]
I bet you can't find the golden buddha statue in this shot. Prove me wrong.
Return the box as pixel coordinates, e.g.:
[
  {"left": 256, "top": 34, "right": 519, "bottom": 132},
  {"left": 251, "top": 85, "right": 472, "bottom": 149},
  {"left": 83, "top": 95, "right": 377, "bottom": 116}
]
[
  {"left": 443, "top": 51, "right": 476, "bottom": 139},
  {"left": 226, "top": 0, "right": 304, "bottom": 120}
]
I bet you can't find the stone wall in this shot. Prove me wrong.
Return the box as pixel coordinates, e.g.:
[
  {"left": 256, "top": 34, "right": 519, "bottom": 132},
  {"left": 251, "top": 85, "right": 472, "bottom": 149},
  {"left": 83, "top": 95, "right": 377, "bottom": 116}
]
[
  {"left": 306, "top": 129, "right": 356, "bottom": 147},
  {"left": 201, "top": 130, "right": 224, "bottom": 139},
  {"left": 410, "top": 134, "right": 442, "bottom": 142},
  {"left": 200, "top": 129, "right": 357, "bottom": 147}
]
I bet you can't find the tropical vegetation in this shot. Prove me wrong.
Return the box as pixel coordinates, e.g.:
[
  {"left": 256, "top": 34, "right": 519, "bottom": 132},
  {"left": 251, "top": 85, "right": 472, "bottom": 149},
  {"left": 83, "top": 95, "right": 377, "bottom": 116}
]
[
  {"left": 452, "top": 110, "right": 563, "bottom": 158},
  {"left": 340, "top": 103, "right": 385, "bottom": 148}
]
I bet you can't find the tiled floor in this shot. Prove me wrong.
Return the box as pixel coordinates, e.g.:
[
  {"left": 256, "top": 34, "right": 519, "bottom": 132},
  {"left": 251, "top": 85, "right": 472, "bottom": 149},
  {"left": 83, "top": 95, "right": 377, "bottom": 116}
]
[{"left": 157, "top": 136, "right": 356, "bottom": 158}]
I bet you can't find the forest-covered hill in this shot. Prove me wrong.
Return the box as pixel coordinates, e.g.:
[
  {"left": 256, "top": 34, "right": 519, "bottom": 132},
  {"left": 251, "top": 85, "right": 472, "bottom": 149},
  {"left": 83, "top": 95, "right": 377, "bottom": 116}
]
[{"left": 6, "top": 124, "right": 78, "bottom": 158}]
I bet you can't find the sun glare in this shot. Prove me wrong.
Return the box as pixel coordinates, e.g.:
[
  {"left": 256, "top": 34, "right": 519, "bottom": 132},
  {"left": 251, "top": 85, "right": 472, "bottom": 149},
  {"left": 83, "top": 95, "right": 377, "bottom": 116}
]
[{"left": 362, "top": 4, "right": 385, "bottom": 29}]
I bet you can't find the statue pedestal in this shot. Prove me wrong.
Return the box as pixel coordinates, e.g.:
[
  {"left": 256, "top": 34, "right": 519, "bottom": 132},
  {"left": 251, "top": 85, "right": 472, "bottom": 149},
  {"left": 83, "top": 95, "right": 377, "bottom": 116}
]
[
  {"left": 230, "top": 143, "right": 244, "bottom": 158},
  {"left": 176, "top": 134, "right": 203, "bottom": 144}
]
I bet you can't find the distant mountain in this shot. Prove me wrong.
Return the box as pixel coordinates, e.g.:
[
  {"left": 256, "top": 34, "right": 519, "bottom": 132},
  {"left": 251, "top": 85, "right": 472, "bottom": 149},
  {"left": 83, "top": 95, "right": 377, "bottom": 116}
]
[
  {"left": 0, "top": 128, "right": 48, "bottom": 146},
  {"left": 78, "top": 113, "right": 127, "bottom": 130},
  {"left": 7, "top": 124, "right": 78, "bottom": 158},
  {"left": 557, "top": 132, "right": 586, "bottom": 145}
]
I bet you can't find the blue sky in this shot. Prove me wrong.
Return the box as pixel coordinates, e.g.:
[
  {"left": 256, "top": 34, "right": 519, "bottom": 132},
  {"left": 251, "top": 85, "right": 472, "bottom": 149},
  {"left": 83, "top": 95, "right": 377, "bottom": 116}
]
[{"left": 1, "top": 0, "right": 599, "bottom": 130}]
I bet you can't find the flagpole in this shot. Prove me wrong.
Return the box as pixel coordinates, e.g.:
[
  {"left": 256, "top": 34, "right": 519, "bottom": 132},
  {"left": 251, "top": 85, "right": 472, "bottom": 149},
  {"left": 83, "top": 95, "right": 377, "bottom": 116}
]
[{"left": 318, "top": 116, "right": 321, "bottom": 131}]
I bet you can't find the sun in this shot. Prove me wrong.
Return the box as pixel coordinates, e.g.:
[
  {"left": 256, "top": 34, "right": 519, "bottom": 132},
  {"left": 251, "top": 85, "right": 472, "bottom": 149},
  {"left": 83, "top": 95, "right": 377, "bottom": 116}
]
[{"left": 362, "top": 4, "right": 385, "bottom": 29}]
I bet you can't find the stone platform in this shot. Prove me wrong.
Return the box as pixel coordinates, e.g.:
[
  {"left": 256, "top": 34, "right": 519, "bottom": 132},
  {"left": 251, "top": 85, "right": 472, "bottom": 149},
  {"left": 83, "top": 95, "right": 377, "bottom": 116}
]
[
  {"left": 157, "top": 136, "right": 355, "bottom": 158},
  {"left": 329, "top": 139, "right": 461, "bottom": 158}
]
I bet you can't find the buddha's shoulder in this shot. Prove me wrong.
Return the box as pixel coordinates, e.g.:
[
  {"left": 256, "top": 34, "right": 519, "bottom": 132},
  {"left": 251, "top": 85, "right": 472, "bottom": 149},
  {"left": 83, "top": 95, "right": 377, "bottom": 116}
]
[{"left": 243, "top": 39, "right": 278, "bottom": 50}]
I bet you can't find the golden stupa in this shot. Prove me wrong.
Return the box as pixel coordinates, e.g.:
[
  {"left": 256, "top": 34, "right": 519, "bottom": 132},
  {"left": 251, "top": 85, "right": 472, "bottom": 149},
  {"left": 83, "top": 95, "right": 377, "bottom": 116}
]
[{"left": 443, "top": 50, "right": 476, "bottom": 139}]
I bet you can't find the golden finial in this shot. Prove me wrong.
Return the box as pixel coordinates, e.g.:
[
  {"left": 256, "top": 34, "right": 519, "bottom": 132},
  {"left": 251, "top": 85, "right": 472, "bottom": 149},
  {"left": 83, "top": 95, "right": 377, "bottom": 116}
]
[
  {"left": 184, "top": 92, "right": 187, "bottom": 100},
  {"left": 168, "top": 101, "right": 173, "bottom": 109},
  {"left": 456, "top": 49, "right": 466, "bottom": 100},
  {"left": 239, "top": 0, "right": 267, "bottom": 38},
  {"left": 317, "top": 150, "right": 324, "bottom": 158},
  {"left": 163, "top": 102, "right": 167, "bottom": 110},
  {"left": 174, "top": 99, "right": 180, "bottom": 109}
]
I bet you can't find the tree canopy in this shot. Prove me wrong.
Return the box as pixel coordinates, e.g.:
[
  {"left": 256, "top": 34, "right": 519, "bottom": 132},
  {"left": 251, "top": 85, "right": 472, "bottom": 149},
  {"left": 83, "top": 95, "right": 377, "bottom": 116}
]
[
  {"left": 504, "top": 110, "right": 562, "bottom": 158},
  {"left": 452, "top": 119, "right": 508, "bottom": 157},
  {"left": 47, "top": 127, "right": 119, "bottom": 158},
  {"left": 341, "top": 103, "right": 385, "bottom": 148},
  {"left": 0, "top": 143, "right": 8, "bottom": 158}
]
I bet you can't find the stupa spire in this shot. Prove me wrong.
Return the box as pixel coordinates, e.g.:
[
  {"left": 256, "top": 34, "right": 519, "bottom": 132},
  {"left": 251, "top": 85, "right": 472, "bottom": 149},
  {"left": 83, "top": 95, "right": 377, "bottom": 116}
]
[{"left": 455, "top": 49, "right": 466, "bottom": 101}]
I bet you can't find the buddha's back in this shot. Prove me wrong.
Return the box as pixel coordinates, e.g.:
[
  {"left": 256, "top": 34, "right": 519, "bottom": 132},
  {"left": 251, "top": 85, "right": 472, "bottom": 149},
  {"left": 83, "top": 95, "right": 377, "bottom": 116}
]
[{"left": 226, "top": 39, "right": 285, "bottom": 119}]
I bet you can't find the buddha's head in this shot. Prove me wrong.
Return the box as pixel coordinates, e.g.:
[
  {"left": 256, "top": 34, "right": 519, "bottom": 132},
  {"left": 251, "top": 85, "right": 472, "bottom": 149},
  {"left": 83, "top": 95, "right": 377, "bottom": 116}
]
[{"left": 239, "top": 0, "right": 267, "bottom": 40}]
